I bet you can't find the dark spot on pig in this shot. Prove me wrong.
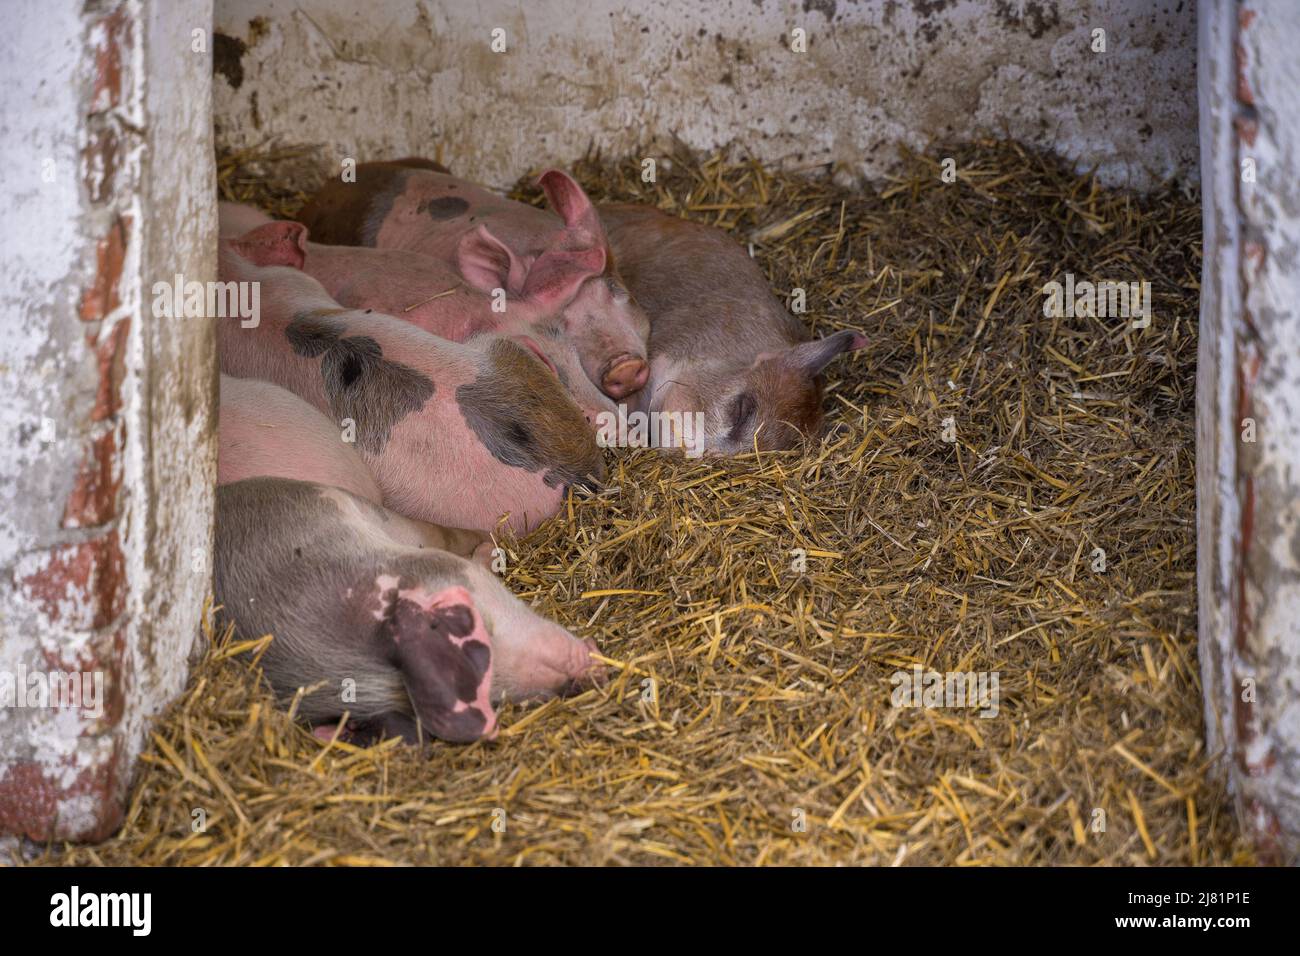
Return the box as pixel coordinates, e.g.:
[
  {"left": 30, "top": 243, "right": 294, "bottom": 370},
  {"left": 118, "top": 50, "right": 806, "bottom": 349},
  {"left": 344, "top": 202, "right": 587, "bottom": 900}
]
[
  {"left": 297, "top": 163, "right": 418, "bottom": 246},
  {"left": 433, "top": 603, "right": 476, "bottom": 639},
  {"left": 507, "top": 422, "right": 534, "bottom": 449},
  {"left": 422, "top": 196, "right": 469, "bottom": 220},
  {"left": 213, "top": 33, "right": 246, "bottom": 89},
  {"left": 286, "top": 311, "right": 344, "bottom": 357},
  {"left": 383, "top": 595, "right": 492, "bottom": 743},
  {"left": 285, "top": 312, "right": 434, "bottom": 454},
  {"left": 455, "top": 339, "right": 605, "bottom": 490},
  {"left": 337, "top": 352, "right": 365, "bottom": 388},
  {"left": 319, "top": 336, "right": 434, "bottom": 455}
]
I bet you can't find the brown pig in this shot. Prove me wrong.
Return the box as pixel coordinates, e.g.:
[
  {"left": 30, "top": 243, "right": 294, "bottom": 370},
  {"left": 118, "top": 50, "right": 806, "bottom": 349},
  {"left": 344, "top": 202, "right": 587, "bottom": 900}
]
[
  {"left": 298, "top": 160, "right": 651, "bottom": 401},
  {"left": 597, "top": 203, "right": 867, "bottom": 453},
  {"left": 217, "top": 231, "right": 604, "bottom": 535},
  {"left": 217, "top": 203, "right": 616, "bottom": 425},
  {"left": 216, "top": 477, "right": 601, "bottom": 745}
]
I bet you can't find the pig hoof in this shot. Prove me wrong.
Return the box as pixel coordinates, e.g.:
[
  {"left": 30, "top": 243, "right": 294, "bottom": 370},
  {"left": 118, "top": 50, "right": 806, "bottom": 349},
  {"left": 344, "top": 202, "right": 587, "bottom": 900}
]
[
  {"left": 601, "top": 355, "right": 649, "bottom": 399},
  {"left": 313, "top": 721, "right": 346, "bottom": 743}
]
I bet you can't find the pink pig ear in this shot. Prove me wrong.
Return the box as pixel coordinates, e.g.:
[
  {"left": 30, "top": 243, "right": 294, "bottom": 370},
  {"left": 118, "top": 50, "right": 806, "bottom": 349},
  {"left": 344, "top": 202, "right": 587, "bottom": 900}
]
[
  {"left": 520, "top": 246, "right": 606, "bottom": 307},
  {"left": 783, "top": 329, "right": 868, "bottom": 376},
  {"left": 228, "top": 221, "right": 309, "bottom": 270},
  {"left": 456, "top": 224, "right": 527, "bottom": 295},
  {"left": 537, "top": 169, "right": 604, "bottom": 240}
]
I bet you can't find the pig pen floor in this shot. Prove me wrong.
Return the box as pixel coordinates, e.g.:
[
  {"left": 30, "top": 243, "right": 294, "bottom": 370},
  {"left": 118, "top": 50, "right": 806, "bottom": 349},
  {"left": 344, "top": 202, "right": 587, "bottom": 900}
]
[{"left": 40, "top": 142, "right": 1250, "bottom": 866}]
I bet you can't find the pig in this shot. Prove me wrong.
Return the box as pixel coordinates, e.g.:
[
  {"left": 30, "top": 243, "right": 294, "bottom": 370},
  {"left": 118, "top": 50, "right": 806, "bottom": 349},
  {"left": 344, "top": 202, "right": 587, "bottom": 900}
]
[
  {"left": 215, "top": 476, "right": 601, "bottom": 745},
  {"left": 596, "top": 203, "right": 868, "bottom": 454},
  {"left": 219, "top": 373, "right": 490, "bottom": 562},
  {"left": 218, "top": 229, "right": 605, "bottom": 535},
  {"left": 217, "top": 203, "right": 616, "bottom": 425},
  {"left": 219, "top": 372, "right": 383, "bottom": 505},
  {"left": 297, "top": 159, "right": 651, "bottom": 401}
]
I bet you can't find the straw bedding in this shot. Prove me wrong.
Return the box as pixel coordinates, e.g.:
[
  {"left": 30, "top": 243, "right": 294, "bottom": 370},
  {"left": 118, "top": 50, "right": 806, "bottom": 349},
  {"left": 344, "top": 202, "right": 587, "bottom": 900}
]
[{"left": 33, "top": 140, "right": 1250, "bottom": 866}]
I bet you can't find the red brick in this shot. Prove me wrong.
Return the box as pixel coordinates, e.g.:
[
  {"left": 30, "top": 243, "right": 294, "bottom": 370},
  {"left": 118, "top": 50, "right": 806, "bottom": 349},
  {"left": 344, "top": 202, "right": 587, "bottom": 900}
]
[
  {"left": 83, "top": 125, "right": 120, "bottom": 204},
  {"left": 39, "top": 626, "right": 128, "bottom": 733},
  {"left": 0, "top": 748, "right": 126, "bottom": 843},
  {"left": 62, "top": 423, "right": 123, "bottom": 528},
  {"left": 91, "top": 317, "right": 130, "bottom": 421},
  {"left": 18, "top": 532, "right": 126, "bottom": 630},
  {"left": 79, "top": 217, "right": 128, "bottom": 323},
  {"left": 90, "top": 5, "right": 129, "bottom": 114}
]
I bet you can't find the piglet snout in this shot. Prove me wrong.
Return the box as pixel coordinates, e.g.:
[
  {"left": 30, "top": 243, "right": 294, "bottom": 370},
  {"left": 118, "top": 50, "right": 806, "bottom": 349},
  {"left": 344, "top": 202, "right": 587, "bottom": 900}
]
[
  {"left": 568, "top": 637, "right": 606, "bottom": 691},
  {"left": 496, "top": 626, "right": 601, "bottom": 701},
  {"left": 601, "top": 355, "right": 649, "bottom": 399}
]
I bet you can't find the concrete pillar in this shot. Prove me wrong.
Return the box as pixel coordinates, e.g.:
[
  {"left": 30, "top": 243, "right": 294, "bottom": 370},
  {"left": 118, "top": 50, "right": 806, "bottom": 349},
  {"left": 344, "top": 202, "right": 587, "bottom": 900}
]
[
  {"left": 0, "top": 0, "right": 216, "bottom": 842},
  {"left": 1197, "top": 0, "right": 1300, "bottom": 863}
]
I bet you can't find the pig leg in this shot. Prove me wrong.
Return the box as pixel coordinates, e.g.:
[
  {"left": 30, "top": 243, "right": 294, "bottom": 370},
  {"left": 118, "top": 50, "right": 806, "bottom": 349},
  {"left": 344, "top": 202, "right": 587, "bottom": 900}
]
[
  {"left": 372, "top": 510, "right": 493, "bottom": 567},
  {"left": 312, "top": 712, "right": 422, "bottom": 746},
  {"left": 382, "top": 584, "right": 498, "bottom": 743}
]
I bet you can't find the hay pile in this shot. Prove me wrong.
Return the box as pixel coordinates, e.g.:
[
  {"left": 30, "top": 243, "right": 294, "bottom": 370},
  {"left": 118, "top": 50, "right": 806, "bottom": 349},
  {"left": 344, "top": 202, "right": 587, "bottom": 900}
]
[{"left": 34, "top": 140, "right": 1249, "bottom": 866}]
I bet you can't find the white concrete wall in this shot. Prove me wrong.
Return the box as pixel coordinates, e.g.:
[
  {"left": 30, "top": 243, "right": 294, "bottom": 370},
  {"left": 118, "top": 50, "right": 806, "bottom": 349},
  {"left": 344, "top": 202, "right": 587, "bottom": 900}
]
[
  {"left": 0, "top": 0, "right": 216, "bottom": 842},
  {"left": 1197, "top": 0, "right": 1300, "bottom": 864},
  {"left": 213, "top": 0, "right": 1197, "bottom": 190}
]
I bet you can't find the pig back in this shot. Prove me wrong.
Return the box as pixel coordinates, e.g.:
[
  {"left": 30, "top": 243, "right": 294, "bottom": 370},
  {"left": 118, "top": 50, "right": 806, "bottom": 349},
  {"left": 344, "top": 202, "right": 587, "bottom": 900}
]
[
  {"left": 218, "top": 374, "right": 383, "bottom": 505},
  {"left": 598, "top": 203, "right": 808, "bottom": 358}
]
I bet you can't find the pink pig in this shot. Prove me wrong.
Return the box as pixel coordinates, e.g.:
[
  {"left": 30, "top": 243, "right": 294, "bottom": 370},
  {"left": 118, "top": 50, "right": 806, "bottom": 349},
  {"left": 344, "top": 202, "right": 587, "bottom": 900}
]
[
  {"left": 298, "top": 160, "right": 651, "bottom": 401},
  {"left": 217, "top": 203, "right": 616, "bottom": 425},
  {"left": 217, "top": 230, "right": 604, "bottom": 535},
  {"left": 215, "top": 375, "right": 599, "bottom": 744}
]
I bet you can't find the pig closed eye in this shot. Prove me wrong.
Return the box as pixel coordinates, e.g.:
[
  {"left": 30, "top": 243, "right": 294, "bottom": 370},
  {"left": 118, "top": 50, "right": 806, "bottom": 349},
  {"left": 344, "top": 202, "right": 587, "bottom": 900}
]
[{"left": 728, "top": 393, "right": 757, "bottom": 441}]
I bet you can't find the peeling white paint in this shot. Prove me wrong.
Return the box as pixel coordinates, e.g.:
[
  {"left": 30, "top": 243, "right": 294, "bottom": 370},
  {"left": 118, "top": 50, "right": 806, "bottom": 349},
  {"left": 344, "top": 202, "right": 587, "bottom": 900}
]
[
  {"left": 1198, "top": 0, "right": 1300, "bottom": 862},
  {"left": 212, "top": 0, "right": 1198, "bottom": 190},
  {"left": 0, "top": 0, "right": 216, "bottom": 841}
]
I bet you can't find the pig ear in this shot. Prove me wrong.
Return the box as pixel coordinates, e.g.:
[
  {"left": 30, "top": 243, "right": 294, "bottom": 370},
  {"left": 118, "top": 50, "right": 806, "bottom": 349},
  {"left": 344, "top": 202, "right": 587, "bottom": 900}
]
[
  {"left": 384, "top": 584, "right": 497, "bottom": 744},
  {"left": 228, "top": 221, "right": 308, "bottom": 270},
  {"left": 520, "top": 246, "right": 606, "bottom": 307},
  {"left": 507, "top": 334, "right": 558, "bottom": 377},
  {"left": 456, "top": 224, "right": 526, "bottom": 295},
  {"left": 783, "top": 330, "right": 868, "bottom": 376},
  {"left": 537, "top": 169, "right": 604, "bottom": 241}
]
